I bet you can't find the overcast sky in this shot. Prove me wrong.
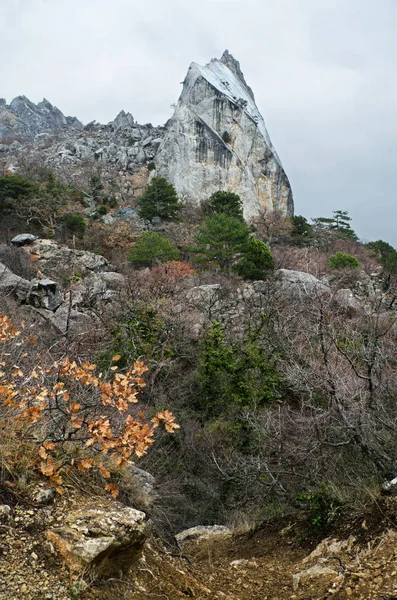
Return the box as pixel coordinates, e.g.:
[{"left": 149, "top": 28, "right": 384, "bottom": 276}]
[{"left": 1, "top": 0, "right": 397, "bottom": 244}]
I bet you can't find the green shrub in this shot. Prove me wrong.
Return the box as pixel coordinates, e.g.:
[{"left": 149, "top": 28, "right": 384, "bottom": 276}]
[
  {"left": 297, "top": 487, "right": 344, "bottom": 535},
  {"left": 62, "top": 213, "right": 86, "bottom": 237},
  {"left": 98, "top": 205, "right": 108, "bottom": 215},
  {"left": 328, "top": 252, "right": 360, "bottom": 269},
  {"left": 201, "top": 190, "right": 243, "bottom": 220},
  {"left": 290, "top": 215, "right": 313, "bottom": 246},
  {"left": 197, "top": 321, "right": 281, "bottom": 419},
  {"left": 234, "top": 237, "right": 274, "bottom": 280},
  {"left": 192, "top": 214, "right": 250, "bottom": 270},
  {"left": 147, "top": 161, "right": 156, "bottom": 172},
  {"left": 128, "top": 232, "right": 179, "bottom": 268},
  {"left": 137, "top": 176, "right": 182, "bottom": 222},
  {"left": 222, "top": 131, "right": 231, "bottom": 144},
  {"left": 97, "top": 303, "right": 172, "bottom": 370},
  {"left": 0, "top": 174, "right": 37, "bottom": 211}
]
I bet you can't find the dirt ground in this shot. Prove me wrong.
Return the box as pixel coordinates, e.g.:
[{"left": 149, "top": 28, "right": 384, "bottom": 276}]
[{"left": 2, "top": 488, "right": 397, "bottom": 600}]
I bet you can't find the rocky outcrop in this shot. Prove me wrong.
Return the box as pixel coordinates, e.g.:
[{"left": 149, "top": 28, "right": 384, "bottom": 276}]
[
  {"left": 155, "top": 50, "right": 293, "bottom": 219},
  {"left": 0, "top": 96, "right": 82, "bottom": 139},
  {"left": 45, "top": 503, "right": 146, "bottom": 581},
  {"left": 175, "top": 525, "right": 232, "bottom": 547}
]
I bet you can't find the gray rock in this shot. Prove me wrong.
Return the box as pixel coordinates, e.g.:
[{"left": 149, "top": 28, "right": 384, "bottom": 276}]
[
  {"left": 175, "top": 525, "right": 232, "bottom": 547},
  {"left": 25, "top": 239, "right": 109, "bottom": 278},
  {"left": 381, "top": 476, "right": 397, "bottom": 495},
  {"left": 333, "top": 288, "right": 362, "bottom": 311},
  {"left": 28, "top": 278, "right": 62, "bottom": 312},
  {"left": 121, "top": 464, "right": 157, "bottom": 514},
  {"left": 0, "top": 505, "right": 11, "bottom": 521},
  {"left": 45, "top": 503, "right": 146, "bottom": 580},
  {"left": 155, "top": 50, "right": 293, "bottom": 220},
  {"left": 34, "top": 486, "right": 56, "bottom": 505},
  {"left": 111, "top": 110, "right": 135, "bottom": 131},
  {"left": 276, "top": 269, "right": 331, "bottom": 297},
  {"left": 11, "top": 233, "right": 37, "bottom": 246},
  {"left": 0, "top": 95, "right": 82, "bottom": 139},
  {"left": 0, "top": 262, "right": 32, "bottom": 301},
  {"left": 115, "top": 206, "right": 139, "bottom": 220}
]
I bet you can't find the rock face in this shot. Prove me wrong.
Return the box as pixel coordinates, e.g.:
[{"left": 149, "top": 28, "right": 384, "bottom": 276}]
[
  {"left": 155, "top": 50, "right": 293, "bottom": 219},
  {"left": 0, "top": 96, "right": 82, "bottom": 139}
]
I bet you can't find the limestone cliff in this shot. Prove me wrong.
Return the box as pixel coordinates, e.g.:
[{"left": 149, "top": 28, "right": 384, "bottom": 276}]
[{"left": 155, "top": 50, "right": 293, "bottom": 219}]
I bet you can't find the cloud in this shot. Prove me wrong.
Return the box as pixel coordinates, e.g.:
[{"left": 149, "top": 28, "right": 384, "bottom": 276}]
[{"left": 1, "top": 0, "right": 396, "bottom": 243}]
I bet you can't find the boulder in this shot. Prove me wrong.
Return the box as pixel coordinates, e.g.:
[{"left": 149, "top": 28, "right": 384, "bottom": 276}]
[
  {"left": 28, "top": 278, "right": 62, "bottom": 312},
  {"left": 175, "top": 525, "right": 232, "bottom": 547},
  {"left": 121, "top": 464, "right": 157, "bottom": 514},
  {"left": 11, "top": 233, "right": 37, "bottom": 246},
  {"left": 292, "top": 563, "right": 339, "bottom": 592},
  {"left": 0, "top": 262, "right": 32, "bottom": 301},
  {"left": 186, "top": 284, "right": 221, "bottom": 307},
  {"left": 45, "top": 503, "right": 146, "bottom": 581},
  {"left": 276, "top": 269, "right": 331, "bottom": 298},
  {"left": 25, "top": 239, "right": 109, "bottom": 279}
]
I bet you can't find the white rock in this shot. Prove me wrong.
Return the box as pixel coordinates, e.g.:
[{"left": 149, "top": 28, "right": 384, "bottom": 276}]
[{"left": 155, "top": 50, "right": 293, "bottom": 220}]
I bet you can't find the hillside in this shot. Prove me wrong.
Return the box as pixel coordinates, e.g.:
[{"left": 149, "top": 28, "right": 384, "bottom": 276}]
[{"left": 1, "top": 51, "right": 397, "bottom": 600}]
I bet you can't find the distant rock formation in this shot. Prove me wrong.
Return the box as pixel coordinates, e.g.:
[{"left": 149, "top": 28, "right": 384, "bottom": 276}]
[
  {"left": 0, "top": 96, "right": 82, "bottom": 139},
  {"left": 155, "top": 50, "right": 293, "bottom": 219}
]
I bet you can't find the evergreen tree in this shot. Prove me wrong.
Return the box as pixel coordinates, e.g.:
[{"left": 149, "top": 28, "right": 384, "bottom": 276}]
[
  {"left": 290, "top": 215, "right": 313, "bottom": 246},
  {"left": 234, "top": 236, "right": 275, "bottom": 280},
  {"left": 197, "top": 321, "right": 281, "bottom": 419},
  {"left": 0, "top": 174, "right": 37, "bottom": 211},
  {"left": 192, "top": 214, "right": 250, "bottom": 270},
  {"left": 315, "top": 210, "right": 357, "bottom": 240},
  {"left": 201, "top": 190, "right": 244, "bottom": 220},
  {"left": 137, "top": 176, "right": 182, "bottom": 222},
  {"left": 129, "top": 232, "right": 179, "bottom": 268}
]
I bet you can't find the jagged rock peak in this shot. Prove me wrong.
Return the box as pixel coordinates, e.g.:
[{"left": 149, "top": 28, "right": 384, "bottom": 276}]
[
  {"left": 110, "top": 110, "right": 135, "bottom": 131},
  {"left": 0, "top": 96, "right": 83, "bottom": 139},
  {"left": 219, "top": 50, "right": 255, "bottom": 100},
  {"left": 155, "top": 51, "right": 293, "bottom": 219}
]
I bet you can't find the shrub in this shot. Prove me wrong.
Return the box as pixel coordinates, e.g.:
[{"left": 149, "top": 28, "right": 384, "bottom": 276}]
[
  {"left": 0, "top": 314, "right": 179, "bottom": 497},
  {"left": 222, "top": 131, "right": 231, "bottom": 144},
  {"left": 297, "top": 487, "right": 344, "bottom": 535},
  {"left": 97, "top": 303, "right": 172, "bottom": 371},
  {"left": 128, "top": 232, "right": 179, "bottom": 268},
  {"left": 197, "top": 321, "right": 281, "bottom": 419},
  {"left": 147, "top": 161, "right": 156, "bottom": 172},
  {"left": 137, "top": 176, "right": 182, "bottom": 222},
  {"left": 192, "top": 214, "right": 250, "bottom": 270},
  {"left": 328, "top": 252, "right": 360, "bottom": 269},
  {"left": 202, "top": 190, "right": 243, "bottom": 220},
  {"left": 0, "top": 174, "right": 37, "bottom": 211},
  {"left": 234, "top": 236, "right": 274, "bottom": 280},
  {"left": 62, "top": 213, "right": 86, "bottom": 237},
  {"left": 290, "top": 215, "right": 313, "bottom": 246},
  {"left": 98, "top": 205, "right": 108, "bottom": 215}
]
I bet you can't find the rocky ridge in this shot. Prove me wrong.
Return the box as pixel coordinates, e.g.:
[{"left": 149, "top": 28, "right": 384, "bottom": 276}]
[
  {"left": 0, "top": 51, "right": 293, "bottom": 219},
  {"left": 0, "top": 96, "right": 82, "bottom": 139}
]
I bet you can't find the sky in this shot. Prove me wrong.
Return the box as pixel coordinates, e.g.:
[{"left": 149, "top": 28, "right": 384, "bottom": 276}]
[{"left": 1, "top": 0, "right": 397, "bottom": 244}]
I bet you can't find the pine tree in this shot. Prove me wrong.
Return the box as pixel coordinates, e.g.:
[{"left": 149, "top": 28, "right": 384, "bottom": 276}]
[
  {"left": 137, "top": 176, "right": 182, "bottom": 222},
  {"left": 129, "top": 232, "right": 179, "bottom": 268},
  {"left": 192, "top": 214, "right": 250, "bottom": 270},
  {"left": 201, "top": 190, "right": 244, "bottom": 220},
  {"left": 234, "top": 236, "right": 275, "bottom": 280}
]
